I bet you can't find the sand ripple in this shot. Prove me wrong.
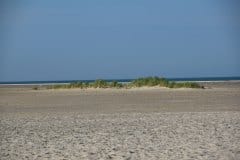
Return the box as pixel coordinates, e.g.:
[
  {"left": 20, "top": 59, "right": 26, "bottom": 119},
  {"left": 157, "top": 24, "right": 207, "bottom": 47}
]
[{"left": 1, "top": 112, "right": 240, "bottom": 160}]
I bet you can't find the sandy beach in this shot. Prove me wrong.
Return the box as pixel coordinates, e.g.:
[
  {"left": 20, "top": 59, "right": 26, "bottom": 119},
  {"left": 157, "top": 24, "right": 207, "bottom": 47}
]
[{"left": 0, "top": 82, "right": 240, "bottom": 159}]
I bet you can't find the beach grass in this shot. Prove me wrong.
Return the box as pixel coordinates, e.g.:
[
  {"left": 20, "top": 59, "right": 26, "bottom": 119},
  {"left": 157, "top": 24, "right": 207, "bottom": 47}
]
[
  {"left": 32, "top": 86, "right": 39, "bottom": 90},
  {"left": 46, "top": 77, "right": 203, "bottom": 90}
]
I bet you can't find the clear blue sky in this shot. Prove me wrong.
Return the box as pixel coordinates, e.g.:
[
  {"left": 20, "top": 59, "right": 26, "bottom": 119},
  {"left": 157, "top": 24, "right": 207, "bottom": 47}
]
[{"left": 1, "top": 0, "right": 239, "bottom": 81}]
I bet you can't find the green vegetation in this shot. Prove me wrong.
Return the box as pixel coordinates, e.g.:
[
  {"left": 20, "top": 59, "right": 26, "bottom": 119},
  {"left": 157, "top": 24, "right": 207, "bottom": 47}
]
[
  {"left": 32, "top": 86, "right": 39, "bottom": 90},
  {"left": 110, "top": 81, "right": 123, "bottom": 88},
  {"left": 46, "top": 77, "right": 203, "bottom": 90},
  {"left": 131, "top": 77, "right": 202, "bottom": 88},
  {"left": 92, "top": 80, "right": 108, "bottom": 88},
  {"left": 132, "top": 77, "right": 169, "bottom": 87}
]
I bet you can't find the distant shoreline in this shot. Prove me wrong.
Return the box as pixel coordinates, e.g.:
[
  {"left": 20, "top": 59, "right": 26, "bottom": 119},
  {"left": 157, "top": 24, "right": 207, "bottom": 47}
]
[
  {"left": 1, "top": 81, "right": 240, "bottom": 90},
  {"left": 0, "top": 77, "right": 240, "bottom": 85},
  {"left": 0, "top": 80, "right": 240, "bottom": 86}
]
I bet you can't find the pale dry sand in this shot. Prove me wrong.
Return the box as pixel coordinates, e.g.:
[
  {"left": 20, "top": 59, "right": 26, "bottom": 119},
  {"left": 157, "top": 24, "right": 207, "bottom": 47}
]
[{"left": 0, "top": 82, "right": 240, "bottom": 160}]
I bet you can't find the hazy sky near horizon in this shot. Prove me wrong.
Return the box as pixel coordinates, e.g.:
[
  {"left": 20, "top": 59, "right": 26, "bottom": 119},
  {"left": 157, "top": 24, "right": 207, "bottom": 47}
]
[{"left": 1, "top": 0, "right": 240, "bottom": 81}]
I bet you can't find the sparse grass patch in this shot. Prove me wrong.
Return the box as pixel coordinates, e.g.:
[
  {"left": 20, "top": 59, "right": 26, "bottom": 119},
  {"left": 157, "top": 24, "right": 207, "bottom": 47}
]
[
  {"left": 132, "top": 77, "right": 203, "bottom": 89},
  {"left": 46, "top": 76, "right": 203, "bottom": 90},
  {"left": 110, "top": 81, "right": 123, "bottom": 88},
  {"left": 132, "top": 77, "right": 169, "bottom": 87}
]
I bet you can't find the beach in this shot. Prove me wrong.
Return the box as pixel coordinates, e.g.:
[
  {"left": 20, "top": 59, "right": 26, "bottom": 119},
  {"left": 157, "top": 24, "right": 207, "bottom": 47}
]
[{"left": 0, "top": 82, "right": 240, "bottom": 159}]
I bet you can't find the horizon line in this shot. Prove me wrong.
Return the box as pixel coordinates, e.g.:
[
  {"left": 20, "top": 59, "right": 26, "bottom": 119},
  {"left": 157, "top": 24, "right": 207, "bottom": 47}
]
[{"left": 1, "top": 76, "right": 240, "bottom": 84}]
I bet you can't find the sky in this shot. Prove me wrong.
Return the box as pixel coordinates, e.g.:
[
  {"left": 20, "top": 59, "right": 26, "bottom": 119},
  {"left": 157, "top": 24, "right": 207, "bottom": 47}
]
[{"left": 0, "top": 0, "right": 240, "bottom": 81}]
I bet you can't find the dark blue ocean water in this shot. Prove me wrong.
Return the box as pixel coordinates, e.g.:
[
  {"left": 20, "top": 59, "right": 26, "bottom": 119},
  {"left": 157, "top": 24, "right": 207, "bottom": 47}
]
[{"left": 0, "top": 77, "right": 240, "bottom": 85}]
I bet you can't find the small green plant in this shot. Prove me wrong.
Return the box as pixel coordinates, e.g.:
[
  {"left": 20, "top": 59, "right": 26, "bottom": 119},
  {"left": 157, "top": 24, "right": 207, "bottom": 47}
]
[{"left": 32, "top": 86, "right": 38, "bottom": 90}]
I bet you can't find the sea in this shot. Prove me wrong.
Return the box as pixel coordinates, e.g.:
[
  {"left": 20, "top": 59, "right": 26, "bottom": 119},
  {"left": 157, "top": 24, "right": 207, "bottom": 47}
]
[{"left": 0, "top": 77, "right": 240, "bottom": 85}]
